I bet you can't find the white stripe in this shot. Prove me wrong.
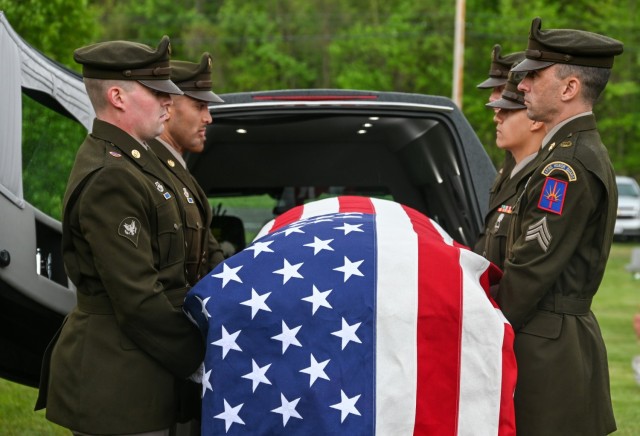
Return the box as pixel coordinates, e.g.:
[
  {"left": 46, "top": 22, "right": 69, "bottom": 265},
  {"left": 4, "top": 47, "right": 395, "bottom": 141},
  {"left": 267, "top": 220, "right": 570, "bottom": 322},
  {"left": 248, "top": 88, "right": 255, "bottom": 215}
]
[
  {"left": 457, "top": 249, "right": 504, "bottom": 436},
  {"left": 371, "top": 198, "right": 418, "bottom": 435},
  {"left": 300, "top": 196, "right": 340, "bottom": 219}
]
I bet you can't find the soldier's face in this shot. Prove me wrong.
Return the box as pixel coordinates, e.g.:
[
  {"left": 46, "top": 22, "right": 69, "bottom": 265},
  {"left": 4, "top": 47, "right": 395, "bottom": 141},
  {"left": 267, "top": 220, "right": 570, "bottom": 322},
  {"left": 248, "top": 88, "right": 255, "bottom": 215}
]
[
  {"left": 493, "top": 108, "right": 532, "bottom": 152},
  {"left": 129, "top": 83, "right": 174, "bottom": 142},
  {"left": 165, "top": 95, "right": 212, "bottom": 154},
  {"left": 517, "top": 66, "right": 562, "bottom": 123}
]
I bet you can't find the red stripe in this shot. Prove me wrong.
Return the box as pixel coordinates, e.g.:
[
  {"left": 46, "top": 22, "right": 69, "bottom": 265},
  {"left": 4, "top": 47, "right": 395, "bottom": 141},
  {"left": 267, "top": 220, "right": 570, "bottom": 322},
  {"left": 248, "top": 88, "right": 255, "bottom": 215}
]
[
  {"left": 499, "top": 324, "right": 517, "bottom": 435},
  {"left": 338, "top": 195, "right": 375, "bottom": 214},
  {"left": 403, "top": 206, "right": 461, "bottom": 435},
  {"left": 268, "top": 206, "right": 304, "bottom": 234}
]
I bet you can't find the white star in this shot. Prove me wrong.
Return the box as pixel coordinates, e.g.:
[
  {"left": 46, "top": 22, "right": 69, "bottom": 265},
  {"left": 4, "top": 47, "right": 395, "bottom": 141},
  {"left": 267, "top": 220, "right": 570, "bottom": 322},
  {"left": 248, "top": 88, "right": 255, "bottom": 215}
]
[
  {"left": 333, "top": 256, "right": 364, "bottom": 282},
  {"left": 283, "top": 226, "right": 305, "bottom": 236},
  {"left": 299, "top": 353, "right": 330, "bottom": 387},
  {"left": 201, "top": 367, "right": 213, "bottom": 398},
  {"left": 240, "top": 288, "right": 272, "bottom": 319},
  {"left": 273, "top": 259, "right": 304, "bottom": 284},
  {"left": 334, "top": 222, "right": 364, "bottom": 235},
  {"left": 214, "top": 399, "right": 245, "bottom": 432},
  {"left": 196, "top": 295, "right": 212, "bottom": 318},
  {"left": 301, "top": 285, "right": 333, "bottom": 315},
  {"left": 330, "top": 390, "right": 361, "bottom": 423},
  {"left": 303, "top": 236, "right": 334, "bottom": 255},
  {"left": 212, "top": 325, "right": 242, "bottom": 358},
  {"left": 246, "top": 240, "right": 274, "bottom": 258},
  {"left": 212, "top": 263, "right": 243, "bottom": 288},
  {"left": 241, "top": 359, "right": 272, "bottom": 392},
  {"left": 271, "top": 320, "right": 302, "bottom": 354},
  {"left": 331, "top": 317, "right": 362, "bottom": 350},
  {"left": 271, "top": 393, "right": 303, "bottom": 427}
]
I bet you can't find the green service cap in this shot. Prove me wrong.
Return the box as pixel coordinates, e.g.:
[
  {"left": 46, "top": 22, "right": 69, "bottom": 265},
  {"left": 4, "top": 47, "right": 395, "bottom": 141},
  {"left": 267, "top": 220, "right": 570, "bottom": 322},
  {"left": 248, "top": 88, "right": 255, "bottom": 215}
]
[
  {"left": 73, "top": 35, "right": 183, "bottom": 95},
  {"left": 477, "top": 44, "right": 525, "bottom": 89},
  {"left": 170, "top": 53, "right": 224, "bottom": 103},
  {"left": 486, "top": 70, "right": 527, "bottom": 110},
  {"left": 512, "top": 17, "right": 624, "bottom": 72}
]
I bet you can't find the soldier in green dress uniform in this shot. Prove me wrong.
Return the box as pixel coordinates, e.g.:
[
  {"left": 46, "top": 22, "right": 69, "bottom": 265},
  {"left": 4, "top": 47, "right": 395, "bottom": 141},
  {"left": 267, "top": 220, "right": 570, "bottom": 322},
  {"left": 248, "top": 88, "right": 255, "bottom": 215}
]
[
  {"left": 35, "top": 36, "right": 204, "bottom": 436},
  {"left": 149, "top": 53, "right": 225, "bottom": 287},
  {"left": 497, "top": 17, "right": 623, "bottom": 436},
  {"left": 474, "top": 71, "right": 546, "bottom": 272}
]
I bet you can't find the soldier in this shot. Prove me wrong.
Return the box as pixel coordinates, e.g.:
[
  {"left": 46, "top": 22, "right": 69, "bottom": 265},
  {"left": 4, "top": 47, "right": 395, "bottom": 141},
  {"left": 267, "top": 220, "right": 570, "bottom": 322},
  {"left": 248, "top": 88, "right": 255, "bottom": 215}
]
[
  {"left": 148, "top": 53, "right": 226, "bottom": 435},
  {"left": 149, "top": 53, "right": 225, "bottom": 288},
  {"left": 35, "top": 37, "right": 204, "bottom": 435},
  {"left": 474, "top": 71, "right": 545, "bottom": 271},
  {"left": 498, "top": 17, "right": 623, "bottom": 435},
  {"left": 474, "top": 45, "right": 526, "bottom": 258}
]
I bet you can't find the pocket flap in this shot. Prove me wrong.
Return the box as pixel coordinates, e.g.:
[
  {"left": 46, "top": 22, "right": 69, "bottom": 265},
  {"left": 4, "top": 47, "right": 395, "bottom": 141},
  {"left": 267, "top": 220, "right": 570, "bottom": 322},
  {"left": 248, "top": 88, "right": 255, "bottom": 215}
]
[{"left": 520, "top": 311, "right": 563, "bottom": 339}]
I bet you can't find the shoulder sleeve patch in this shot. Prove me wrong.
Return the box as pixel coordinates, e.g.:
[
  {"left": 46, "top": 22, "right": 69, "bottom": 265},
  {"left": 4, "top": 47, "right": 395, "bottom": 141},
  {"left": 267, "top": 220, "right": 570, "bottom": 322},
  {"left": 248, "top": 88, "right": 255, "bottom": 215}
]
[
  {"left": 118, "top": 217, "right": 141, "bottom": 247},
  {"left": 541, "top": 161, "right": 577, "bottom": 181},
  {"left": 537, "top": 177, "right": 568, "bottom": 215}
]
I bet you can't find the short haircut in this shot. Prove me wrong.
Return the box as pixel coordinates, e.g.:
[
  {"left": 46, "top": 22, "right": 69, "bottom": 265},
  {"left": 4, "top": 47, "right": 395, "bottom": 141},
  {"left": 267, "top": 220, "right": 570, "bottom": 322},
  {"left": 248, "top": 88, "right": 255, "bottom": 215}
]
[
  {"left": 554, "top": 64, "right": 611, "bottom": 105},
  {"left": 83, "top": 78, "right": 135, "bottom": 113}
]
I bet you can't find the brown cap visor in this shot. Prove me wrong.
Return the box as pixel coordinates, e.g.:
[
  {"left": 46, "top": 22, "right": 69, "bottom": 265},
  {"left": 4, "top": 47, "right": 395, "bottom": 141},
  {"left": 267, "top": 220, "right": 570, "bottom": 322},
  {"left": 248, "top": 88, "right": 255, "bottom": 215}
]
[{"left": 138, "top": 79, "right": 183, "bottom": 95}]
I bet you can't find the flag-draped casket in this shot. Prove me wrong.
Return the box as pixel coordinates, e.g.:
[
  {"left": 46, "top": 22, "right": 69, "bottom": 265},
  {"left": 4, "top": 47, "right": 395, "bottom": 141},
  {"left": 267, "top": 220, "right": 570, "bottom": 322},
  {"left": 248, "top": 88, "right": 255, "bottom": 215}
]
[{"left": 184, "top": 196, "right": 516, "bottom": 435}]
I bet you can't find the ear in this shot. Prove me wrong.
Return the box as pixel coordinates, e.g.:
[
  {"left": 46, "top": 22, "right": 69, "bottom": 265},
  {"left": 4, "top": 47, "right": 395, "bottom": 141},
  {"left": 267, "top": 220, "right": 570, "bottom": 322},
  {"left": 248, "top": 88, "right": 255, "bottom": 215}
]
[
  {"left": 560, "top": 76, "right": 581, "bottom": 102},
  {"left": 530, "top": 120, "right": 545, "bottom": 132},
  {"left": 106, "top": 86, "right": 126, "bottom": 110}
]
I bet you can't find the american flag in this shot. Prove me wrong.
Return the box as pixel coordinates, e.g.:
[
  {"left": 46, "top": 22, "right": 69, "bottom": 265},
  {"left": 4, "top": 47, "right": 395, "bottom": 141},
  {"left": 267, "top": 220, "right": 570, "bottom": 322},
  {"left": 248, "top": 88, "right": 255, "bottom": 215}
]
[{"left": 184, "top": 196, "right": 516, "bottom": 435}]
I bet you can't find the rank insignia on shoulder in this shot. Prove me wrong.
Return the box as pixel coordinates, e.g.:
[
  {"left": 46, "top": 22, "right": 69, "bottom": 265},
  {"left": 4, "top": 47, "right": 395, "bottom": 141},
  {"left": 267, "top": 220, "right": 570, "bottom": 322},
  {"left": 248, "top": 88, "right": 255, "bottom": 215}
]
[
  {"left": 541, "top": 161, "right": 577, "bottom": 181},
  {"left": 118, "top": 217, "right": 141, "bottom": 247},
  {"left": 109, "top": 151, "right": 122, "bottom": 158},
  {"left": 497, "top": 204, "right": 513, "bottom": 214},
  {"left": 538, "top": 177, "right": 567, "bottom": 215},
  {"left": 560, "top": 140, "right": 573, "bottom": 148}
]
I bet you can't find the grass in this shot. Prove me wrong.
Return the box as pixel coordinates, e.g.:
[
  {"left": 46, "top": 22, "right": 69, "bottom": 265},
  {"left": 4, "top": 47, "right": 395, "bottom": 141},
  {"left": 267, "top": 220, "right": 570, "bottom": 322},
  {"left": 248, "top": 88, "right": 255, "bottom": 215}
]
[{"left": 1, "top": 243, "right": 640, "bottom": 434}]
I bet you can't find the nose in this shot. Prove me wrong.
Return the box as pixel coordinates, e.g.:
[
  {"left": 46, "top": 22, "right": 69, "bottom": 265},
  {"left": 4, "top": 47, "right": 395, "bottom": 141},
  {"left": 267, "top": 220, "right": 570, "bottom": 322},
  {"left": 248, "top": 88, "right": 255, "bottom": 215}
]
[
  {"left": 517, "top": 76, "right": 530, "bottom": 92},
  {"left": 203, "top": 108, "right": 212, "bottom": 125}
]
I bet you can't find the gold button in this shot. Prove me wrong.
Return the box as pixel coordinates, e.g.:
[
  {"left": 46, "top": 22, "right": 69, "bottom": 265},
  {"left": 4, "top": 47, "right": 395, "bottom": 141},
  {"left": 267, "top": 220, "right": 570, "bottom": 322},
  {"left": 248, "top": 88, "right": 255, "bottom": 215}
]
[{"left": 132, "top": 150, "right": 141, "bottom": 159}]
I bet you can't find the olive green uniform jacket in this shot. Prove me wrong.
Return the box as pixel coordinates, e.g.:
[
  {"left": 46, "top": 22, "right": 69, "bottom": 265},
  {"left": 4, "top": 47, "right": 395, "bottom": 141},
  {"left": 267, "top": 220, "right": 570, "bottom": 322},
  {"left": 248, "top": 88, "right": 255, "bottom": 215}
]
[
  {"left": 474, "top": 154, "right": 537, "bottom": 271},
  {"left": 148, "top": 139, "right": 224, "bottom": 285},
  {"left": 497, "top": 114, "right": 616, "bottom": 436},
  {"left": 36, "top": 119, "right": 205, "bottom": 434}
]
